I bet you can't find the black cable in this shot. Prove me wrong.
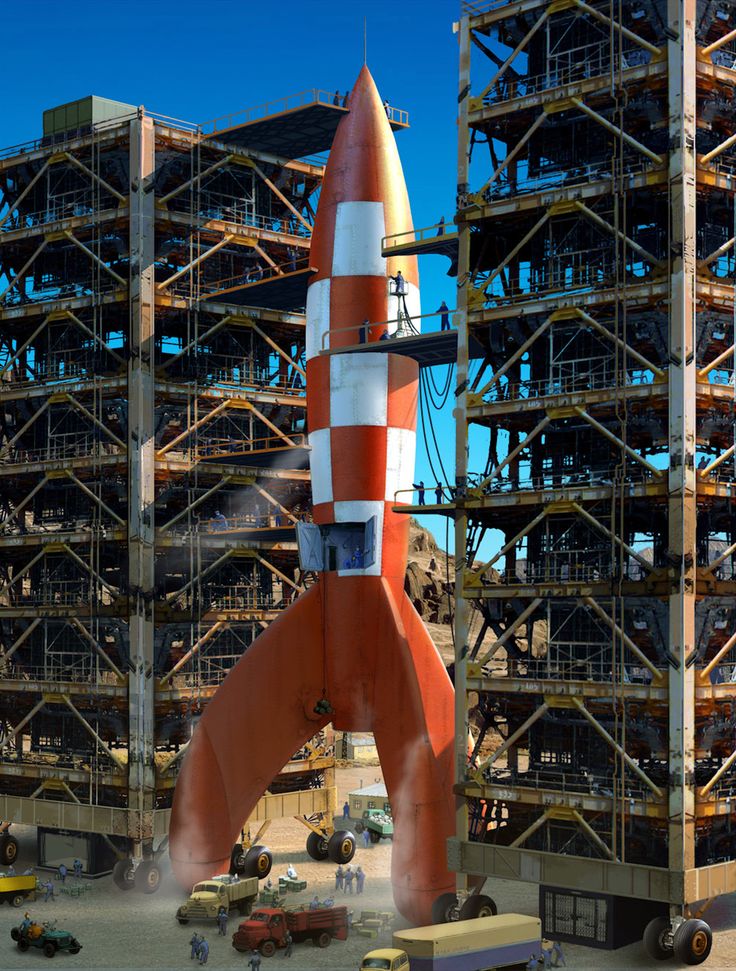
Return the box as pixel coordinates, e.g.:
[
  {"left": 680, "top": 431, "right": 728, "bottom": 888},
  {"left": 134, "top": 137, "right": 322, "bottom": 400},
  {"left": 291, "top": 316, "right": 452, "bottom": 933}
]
[{"left": 420, "top": 370, "right": 452, "bottom": 486}]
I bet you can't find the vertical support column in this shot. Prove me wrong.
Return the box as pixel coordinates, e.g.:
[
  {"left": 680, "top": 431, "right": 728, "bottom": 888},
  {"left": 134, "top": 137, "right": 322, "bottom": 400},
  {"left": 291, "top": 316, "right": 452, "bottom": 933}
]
[
  {"left": 128, "top": 112, "right": 157, "bottom": 856},
  {"left": 453, "top": 13, "right": 472, "bottom": 899},
  {"left": 667, "top": 0, "right": 697, "bottom": 897}
]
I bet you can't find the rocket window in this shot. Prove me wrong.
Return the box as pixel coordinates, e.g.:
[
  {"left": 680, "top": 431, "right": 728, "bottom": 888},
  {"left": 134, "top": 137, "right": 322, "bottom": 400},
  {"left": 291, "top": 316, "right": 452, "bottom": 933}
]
[{"left": 296, "top": 518, "right": 377, "bottom": 572}]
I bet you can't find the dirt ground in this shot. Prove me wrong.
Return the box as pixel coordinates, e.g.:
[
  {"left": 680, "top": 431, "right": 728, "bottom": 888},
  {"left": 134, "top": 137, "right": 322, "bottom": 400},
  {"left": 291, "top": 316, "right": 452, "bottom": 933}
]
[{"left": 2, "top": 764, "right": 736, "bottom": 970}]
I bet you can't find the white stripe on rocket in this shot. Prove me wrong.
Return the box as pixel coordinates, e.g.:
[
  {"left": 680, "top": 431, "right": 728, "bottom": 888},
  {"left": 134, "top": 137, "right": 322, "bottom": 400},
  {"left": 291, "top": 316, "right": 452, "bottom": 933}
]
[
  {"left": 329, "top": 353, "right": 388, "bottom": 427},
  {"left": 332, "top": 202, "right": 387, "bottom": 278},
  {"left": 334, "top": 499, "right": 384, "bottom": 577},
  {"left": 385, "top": 427, "right": 416, "bottom": 502},
  {"left": 305, "top": 277, "right": 331, "bottom": 361},
  {"left": 307, "top": 427, "right": 333, "bottom": 504}
]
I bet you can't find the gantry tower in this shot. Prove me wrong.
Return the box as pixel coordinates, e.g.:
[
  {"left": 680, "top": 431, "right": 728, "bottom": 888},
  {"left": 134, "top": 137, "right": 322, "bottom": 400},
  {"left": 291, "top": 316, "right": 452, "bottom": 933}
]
[
  {"left": 450, "top": 0, "right": 736, "bottom": 960},
  {"left": 0, "top": 91, "right": 407, "bottom": 888}
]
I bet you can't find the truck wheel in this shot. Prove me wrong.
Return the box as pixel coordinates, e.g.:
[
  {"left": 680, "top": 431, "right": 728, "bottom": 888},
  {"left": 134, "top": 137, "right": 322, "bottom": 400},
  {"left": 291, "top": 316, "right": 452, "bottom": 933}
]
[
  {"left": 237, "top": 900, "right": 252, "bottom": 916},
  {"left": 230, "top": 843, "right": 247, "bottom": 876},
  {"left": 244, "top": 845, "right": 273, "bottom": 879},
  {"left": 260, "top": 939, "right": 276, "bottom": 957},
  {"left": 112, "top": 858, "right": 135, "bottom": 891},
  {"left": 327, "top": 831, "right": 356, "bottom": 864},
  {"left": 11, "top": 894, "right": 25, "bottom": 907},
  {"left": 316, "top": 931, "right": 331, "bottom": 948},
  {"left": 643, "top": 916, "right": 673, "bottom": 960},
  {"left": 11, "top": 928, "right": 20, "bottom": 941},
  {"left": 673, "top": 919, "right": 712, "bottom": 965},
  {"left": 432, "top": 892, "right": 459, "bottom": 924},
  {"left": 0, "top": 834, "right": 18, "bottom": 865},
  {"left": 306, "top": 831, "right": 329, "bottom": 861},
  {"left": 134, "top": 861, "right": 162, "bottom": 894},
  {"left": 354, "top": 821, "right": 364, "bottom": 835},
  {"left": 43, "top": 941, "right": 56, "bottom": 957},
  {"left": 459, "top": 894, "right": 497, "bottom": 920},
  {"left": 18, "top": 939, "right": 29, "bottom": 951},
  {"left": 369, "top": 831, "right": 381, "bottom": 844},
  {"left": 69, "top": 947, "right": 81, "bottom": 955}
]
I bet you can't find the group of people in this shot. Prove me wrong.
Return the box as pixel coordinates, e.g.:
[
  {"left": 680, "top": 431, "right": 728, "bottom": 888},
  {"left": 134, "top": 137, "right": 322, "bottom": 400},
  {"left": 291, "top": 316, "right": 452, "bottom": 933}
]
[
  {"left": 188, "top": 932, "right": 209, "bottom": 965},
  {"left": 334, "top": 864, "right": 365, "bottom": 894},
  {"left": 412, "top": 481, "right": 451, "bottom": 505}
]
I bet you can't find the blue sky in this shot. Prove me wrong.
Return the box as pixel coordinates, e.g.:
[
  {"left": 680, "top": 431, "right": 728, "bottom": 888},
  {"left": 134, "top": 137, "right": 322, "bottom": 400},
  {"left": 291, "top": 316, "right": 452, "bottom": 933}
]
[{"left": 5, "top": 0, "right": 464, "bottom": 548}]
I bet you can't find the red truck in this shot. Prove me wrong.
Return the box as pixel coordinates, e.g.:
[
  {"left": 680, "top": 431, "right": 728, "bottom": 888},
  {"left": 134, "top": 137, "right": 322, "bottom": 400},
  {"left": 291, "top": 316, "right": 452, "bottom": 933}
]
[{"left": 232, "top": 905, "right": 348, "bottom": 956}]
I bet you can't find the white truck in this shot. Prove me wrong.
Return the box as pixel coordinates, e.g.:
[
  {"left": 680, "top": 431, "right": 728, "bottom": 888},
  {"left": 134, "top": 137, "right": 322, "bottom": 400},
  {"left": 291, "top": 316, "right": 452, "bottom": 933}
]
[{"left": 361, "top": 914, "right": 543, "bottom": 971}]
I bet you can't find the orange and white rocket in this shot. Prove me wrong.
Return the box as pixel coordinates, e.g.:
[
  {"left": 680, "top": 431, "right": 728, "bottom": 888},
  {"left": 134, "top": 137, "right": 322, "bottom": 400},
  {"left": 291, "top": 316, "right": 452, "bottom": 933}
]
[{"left": 169, "top": 66, "right": 456, "bottom": 926}]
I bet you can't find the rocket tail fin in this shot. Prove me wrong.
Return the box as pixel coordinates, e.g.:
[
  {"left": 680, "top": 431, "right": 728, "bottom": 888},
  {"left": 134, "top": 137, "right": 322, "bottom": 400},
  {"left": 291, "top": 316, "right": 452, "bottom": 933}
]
[
  {"left": 371, "top": 582, "right": 456, "bottom": 926},
  {"left": 169, "top": 585, "right": 328, "bottom": 888}
]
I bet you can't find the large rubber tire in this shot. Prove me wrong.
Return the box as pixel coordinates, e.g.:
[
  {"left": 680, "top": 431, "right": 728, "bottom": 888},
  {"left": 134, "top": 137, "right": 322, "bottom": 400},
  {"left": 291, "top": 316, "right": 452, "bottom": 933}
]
[
  {"left": 260, "top": 939, "right": 276, "bottom": 957},
  {"left": 134, "top": 861, "right": 162, "bottom": 894},
  {"left": 11, "top": 928, "right": 20, "bottom": 941},
  {"left": 230, "top": 843, "right": 247, "bottom": 876},
  {"left": 177, "top": 916, "right": 189, "bottom": 925},
  {"left": 18, "top": 939, "right": 29, "bottom": 952},
  {"left": 316, "top": 931, "right": 331, "bottom": 948},
  {"left": 244, "top": 845, "right": 273, "bottom": 879},
  {"left": 327, "top": 830, "right": 356, "bottom": 865},
  {"left": 43, "top": 941, "right": 56, "bottom": 958},
  {"left": 673, "top": 919, "right": 713, "bottom": 966},
  {"left": 432, "top": 892, "right": 459, "bottom": 925},
  {"left": 354, "top": 821, "right": 365, "bottom": 835},
  {"left": 459, "top": 894, "right": 498, "bottom": 920},
  {"left": 369, "top": 830, "right": 381, "bottom": 844},
  {"left": 69, "top": 948, "right": 81, "bottom": 955},
  {"left": 306, "top": 831, "right": 329, "bottom": 861},
  {"left": 643, "top": 916, "right": 673, "bottom": 960},
  {"left": 112, "top": 858, "right": 135, "bottom": 891},
  {"left": 238, "top": 900, "right": 252, "bottom": 916},
  {"left": 0, "top": 835, "right": 18, "bottom": 866}
]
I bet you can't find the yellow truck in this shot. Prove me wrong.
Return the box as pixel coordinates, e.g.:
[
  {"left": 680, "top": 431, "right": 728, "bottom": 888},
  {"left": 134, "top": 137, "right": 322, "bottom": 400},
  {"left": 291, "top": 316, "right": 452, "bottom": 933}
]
[
  {"left": 175, "top": 874, "right": 259, "bottom": 925},
  {"left": 361, "top": 914, "right": 542, "bottom": 971},
  {"left": 0, "top": 874, "right": 36, "bottom": 908}
]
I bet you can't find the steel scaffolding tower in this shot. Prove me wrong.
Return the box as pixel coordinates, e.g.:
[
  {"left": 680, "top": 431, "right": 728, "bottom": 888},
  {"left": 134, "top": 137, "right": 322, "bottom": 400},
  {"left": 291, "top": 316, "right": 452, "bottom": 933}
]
[
  {"left": 0, "top": 91, "right": 382, "bottom": 889},
  {"left": 449, "top": 0, "right": 736, "bottom": 960}
]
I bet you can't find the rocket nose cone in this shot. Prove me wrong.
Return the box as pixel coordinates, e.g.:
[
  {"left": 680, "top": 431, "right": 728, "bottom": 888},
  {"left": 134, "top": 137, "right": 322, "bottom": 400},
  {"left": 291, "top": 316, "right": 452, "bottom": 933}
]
[{"left": 343, "top": 64, "right": 388, "bottom": 129}]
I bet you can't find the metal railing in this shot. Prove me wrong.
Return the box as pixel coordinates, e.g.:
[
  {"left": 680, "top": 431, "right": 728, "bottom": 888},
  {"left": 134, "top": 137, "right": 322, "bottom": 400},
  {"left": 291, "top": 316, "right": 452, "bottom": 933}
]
[
  {"left": 484, "top": 655, "right": 659, "bottom": 685},
  {"left": 485, "top": 765, "right": 653, "bottom": 803},
  {"left": 193, "top": 255, "right": 312, "bottom": 299},
  {"left": 479, "top": 369, "right": 656, "bottom": 404},
  {"left": 191, "top": 432, "right": 307, "bottom": 459},
  {"left": 382, "top": 222, "right": 455, "bottom": 251},
  {"left": 201, "top": 89, "right": 409, "bottom": 136},
  {"left": 320, "top": 308, "right": 455, "bottom": 350},
  {"left": 0, "top": 443, "right": 125, "bottom": 466}
]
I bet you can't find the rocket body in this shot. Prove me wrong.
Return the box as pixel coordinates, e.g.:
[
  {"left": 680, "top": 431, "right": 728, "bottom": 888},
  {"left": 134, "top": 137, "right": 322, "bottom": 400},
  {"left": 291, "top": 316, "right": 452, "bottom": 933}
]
[{"left": 169, "top": 67, "right": 456, "bottom": 926}]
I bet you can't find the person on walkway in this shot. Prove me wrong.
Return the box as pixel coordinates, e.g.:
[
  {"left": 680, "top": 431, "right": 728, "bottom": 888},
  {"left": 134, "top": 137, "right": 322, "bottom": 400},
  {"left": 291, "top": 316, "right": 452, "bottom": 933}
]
[
  {"left": 198, "top": 937, "right": 209, "bottom": 965},
  {"left": 344, "top": 865, "right": 354, "bottom": 894},
  {"left": 332, "top": 89, "right": 340, "bottom": 105},
  {"left": 72, "top": 859, "right": 83, "bottom": 879},
  {"left": 309, "top": 894, "right": 320, "bottom": 910},
  {"left": 189, "top": 933, "right": 202, "bottom": 960},
  {"left": 212, "top": 510, "right": 228, "bottom": 531},
  {"left": 355, "top": 866, "right": 365, "bottom": 894},
  {"left": 383, "top": 99, "right": 390, "bottom": 116},
  {"left": 284, "top": 930, "right": 293, "bottom": 957},
  {"left": 217, "top": 906, "right": 228, "bottom": 936},
  {"left": 362, "top": 828, "right": 370, "bottom": 849},
  {"left": 435, "top": 484, "right": 443, "bottom": 504},
  {"left": 6, "top": 864, "right": 14, "bottom": 876},
  {"left": 437, "top": 215, "right": 445, "bottom": 236},
  {"left": 335, "top": 865, "right": 344, "bottom": 891},
  {"left": 58, "top": 863, "right": 67, "bottom": 883},
  {"left": 247, "top": 948, "right": 262, "bottom": 970},
  {"left": 43, "top": 880, "right": 54, "bottom": 902},
  {"left": 413, "top": 480, "right": 425, "bottom": 504},
  {"left": 342, "top": 800, "right": 350, "bottom": 818},
  {"left": 286, "top": 863, "right": 297, "bottom": 880},
  {"left": 437, "top": 300, "right": 450, "bottom": 330}
]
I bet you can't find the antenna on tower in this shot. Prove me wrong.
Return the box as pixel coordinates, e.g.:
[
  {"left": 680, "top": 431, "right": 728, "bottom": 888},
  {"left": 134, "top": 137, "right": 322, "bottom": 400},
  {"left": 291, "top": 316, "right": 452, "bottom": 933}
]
[{"left": 364, "top": 17, "right": 367, "bottom": 65}]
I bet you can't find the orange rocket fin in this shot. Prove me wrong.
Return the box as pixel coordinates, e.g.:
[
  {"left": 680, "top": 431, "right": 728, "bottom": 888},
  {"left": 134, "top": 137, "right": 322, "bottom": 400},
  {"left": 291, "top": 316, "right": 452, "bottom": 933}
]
[
  {"left": 371, "top": 581, "right": 456, "bottom": 926},
  {"left": 169, "top": 584, "right": 329, "bottom": 888}
]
